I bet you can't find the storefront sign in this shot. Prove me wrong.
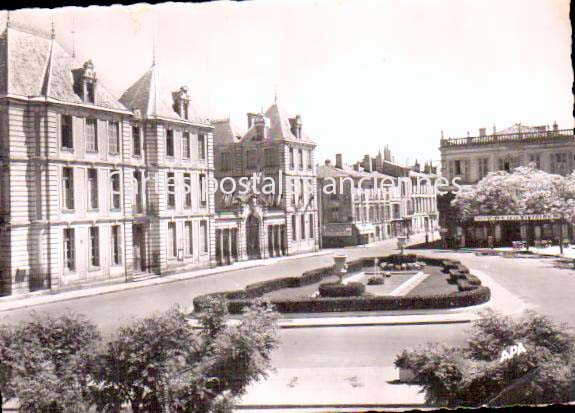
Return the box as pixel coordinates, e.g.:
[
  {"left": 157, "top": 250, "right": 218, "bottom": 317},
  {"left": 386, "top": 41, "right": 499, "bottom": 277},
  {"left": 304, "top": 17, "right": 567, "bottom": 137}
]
[
  {"left": 474, "top": 214, "right": 562, "bottom": 222},
  {"left": 323, "top": 224, "right": 353, "bottom": 237}
]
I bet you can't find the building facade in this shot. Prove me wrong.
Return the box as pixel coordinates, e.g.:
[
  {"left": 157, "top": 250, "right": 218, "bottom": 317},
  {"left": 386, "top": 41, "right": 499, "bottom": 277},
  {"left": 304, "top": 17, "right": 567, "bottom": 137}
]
[
  {"left": 211, "top": 104, "right": 320, "bottom": 265},
  {"left": 438, "top": 123, "right": 575, "bottom": 247},
  {"left": 0, "top": 24, "right": 215, "bottom": 296},
  {"left": 317, "top": 149, "right": 439, "bottom": 247}
]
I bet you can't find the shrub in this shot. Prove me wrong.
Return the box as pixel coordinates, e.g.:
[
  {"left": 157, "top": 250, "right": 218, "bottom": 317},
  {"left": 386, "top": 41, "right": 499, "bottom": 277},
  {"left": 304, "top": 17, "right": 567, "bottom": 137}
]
[
  {"left": 385, "top": 254, "right": 417, "bottom": 265},
  {"left": 367, "top": 276, "right": 385, "bottom": 285},
  {"left": 396, "top": 310, "right": 575, "bottom": 407},
  {"left": 465, "top": 274, "right": 481, "bottom": 286},
  {"left": 319, "top": 282, "right": 366, "bottom": 297},
  {"left": 456, "top": 279, "right": 478, "bottom": 292}
]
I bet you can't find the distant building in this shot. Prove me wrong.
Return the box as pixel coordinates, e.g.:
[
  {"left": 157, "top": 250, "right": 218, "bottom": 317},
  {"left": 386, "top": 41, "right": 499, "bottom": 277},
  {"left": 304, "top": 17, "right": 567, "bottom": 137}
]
[
  {"left": 438, "top": 123, "right": 575, "bottom": 247},
  {"left": 317, "top": 149, "right": 439, "bottom": 247},
  {"left": 440, "top": 123, "right": 575, "bottom": 184},
  {"left": 211, "top": 103, "right": 319, "bottom": 265}
]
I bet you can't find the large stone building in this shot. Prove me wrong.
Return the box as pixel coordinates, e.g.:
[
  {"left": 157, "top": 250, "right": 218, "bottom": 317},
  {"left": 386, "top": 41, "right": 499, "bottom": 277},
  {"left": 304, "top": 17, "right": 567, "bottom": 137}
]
[
  {"left": 317, "top": 148, "right": 439, "bottom": 247},
  {"left": 211, "top": 104, "right": 319, "bottom": 265},
  {"left": 438, "top": 123, "right": 575, "bottom": 247},
  {"left": 440, "top": 123, "right": 575, "bottom": 184},
  {"left": 0, "top": 24, "right": 215, "bottom": 296}
]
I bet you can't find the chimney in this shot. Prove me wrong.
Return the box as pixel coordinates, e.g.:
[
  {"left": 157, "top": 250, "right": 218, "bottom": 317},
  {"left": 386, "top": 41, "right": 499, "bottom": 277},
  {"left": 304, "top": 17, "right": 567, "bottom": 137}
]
[
  {"left": 335, "top": 153, "right": 343, "bottom": 169},
  {"left": 324, "top": 159, "right": 331, "bottom": 166},
  {"left": 363, "top": 155, "right": 372, "bottom": 172},
  {"left": 247, "top": 113, "right": 257, "bottom": 129},
  {"left": 479, "top": 128, "right": 486, "bottom": 137},
  {"left": 413, "top": 159, "right": 420, "bottom": 172},
  {"left": 553, "top": 121, "right": 558, "bottom": 132},
  {"left": 353, "top": 162, "right": 360, "bottom": 171}
]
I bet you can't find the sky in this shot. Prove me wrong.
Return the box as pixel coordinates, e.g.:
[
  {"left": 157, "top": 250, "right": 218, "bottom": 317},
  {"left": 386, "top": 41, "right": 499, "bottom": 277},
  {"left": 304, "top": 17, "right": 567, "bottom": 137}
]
[{"left": 4, "top": 0, "right": 573, "bottom": 166}]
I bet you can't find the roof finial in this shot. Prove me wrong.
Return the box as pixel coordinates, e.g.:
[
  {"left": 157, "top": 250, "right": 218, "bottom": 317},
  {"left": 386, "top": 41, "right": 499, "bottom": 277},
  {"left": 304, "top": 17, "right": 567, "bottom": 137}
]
[
  {"left": 274, "top": 84, "right": 278, "bottom": 103},
  {"left": 71, "top": 15, "right": 76, "bottom": 58},
  {"left": 6, "top": 10, "right": 10, "bottom": 28},
  {"left": 152, "top": 37, "right": 156, "bottom": 67},
  {"left": 50, "top": 13, "right": 55, "bottom": 39}
]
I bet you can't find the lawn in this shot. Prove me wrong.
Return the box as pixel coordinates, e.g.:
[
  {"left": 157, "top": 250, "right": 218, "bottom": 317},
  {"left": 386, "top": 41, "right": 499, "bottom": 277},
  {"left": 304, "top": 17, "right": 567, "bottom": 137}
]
[{"left": 406, "top": 265, "right": 459, "bottom": 296}]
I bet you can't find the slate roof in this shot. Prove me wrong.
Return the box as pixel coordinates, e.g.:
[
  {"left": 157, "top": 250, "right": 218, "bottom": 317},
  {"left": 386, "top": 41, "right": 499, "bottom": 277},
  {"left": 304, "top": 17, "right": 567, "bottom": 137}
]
[
  {"left": 0, "top": 26, "right": 125, "bottom": 111},
  {"left": 119, "top": 65, "right": 211, "bottom": 125},
  {"left": 211, "top": 118, "right": 243, "bottom": 145}
]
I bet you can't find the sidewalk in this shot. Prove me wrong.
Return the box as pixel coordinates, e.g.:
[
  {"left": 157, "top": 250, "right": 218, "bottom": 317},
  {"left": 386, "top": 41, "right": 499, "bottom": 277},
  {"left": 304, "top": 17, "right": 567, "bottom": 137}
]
[
  {"left": 0, "top": 250, "right": 332, "bottom": 313},
  {"left": 237, "top": 366, "right": 429, "bottom": 410}
]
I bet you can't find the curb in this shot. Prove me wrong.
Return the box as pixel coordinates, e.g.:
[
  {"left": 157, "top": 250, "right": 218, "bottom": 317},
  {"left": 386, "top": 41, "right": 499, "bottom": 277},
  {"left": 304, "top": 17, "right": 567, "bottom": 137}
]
[
  {"left": 235, "top": 403, "right": 434, "bottom": 410},
  {"left": 0, "top": 251, "right": 333, "bottom": 313}
]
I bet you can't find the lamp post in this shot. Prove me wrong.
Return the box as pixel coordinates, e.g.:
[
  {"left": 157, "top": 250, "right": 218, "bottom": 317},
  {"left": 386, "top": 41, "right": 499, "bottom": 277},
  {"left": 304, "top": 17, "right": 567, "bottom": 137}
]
[{"left": 560, "top": 212, "right": 564, "bottom": 255}]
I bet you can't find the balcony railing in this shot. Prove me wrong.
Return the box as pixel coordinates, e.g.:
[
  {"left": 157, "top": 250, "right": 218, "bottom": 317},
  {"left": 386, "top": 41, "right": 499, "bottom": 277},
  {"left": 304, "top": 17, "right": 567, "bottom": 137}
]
[{"left": 440, "top": 129, "right": 574, "bottom": 148}]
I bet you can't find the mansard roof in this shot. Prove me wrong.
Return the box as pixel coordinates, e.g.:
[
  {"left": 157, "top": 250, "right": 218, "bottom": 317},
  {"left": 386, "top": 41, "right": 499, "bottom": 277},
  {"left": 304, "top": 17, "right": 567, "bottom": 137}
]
[
  {"left": 119, "top": 65, "right": 211, "bottom": 126},
  {"left": 211, "top": 118, "right": 243, "bottom": 145},
  {"left": 0, "top": 25, "right": 125, "bottom": 111}
]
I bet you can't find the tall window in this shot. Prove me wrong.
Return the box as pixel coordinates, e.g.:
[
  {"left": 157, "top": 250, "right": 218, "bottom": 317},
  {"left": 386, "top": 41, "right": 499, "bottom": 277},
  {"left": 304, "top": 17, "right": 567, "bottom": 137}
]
[
  {"left": 110, "top": 170, "right": 121, "bottom": 210},
  {"left": 478, "top": 158, "right": 489, "bottom": 179},
  {"left": 182, "top": 131, "right": 191, "bottom": 159},
  {"left": 529, "top": 154, "right": 541, "bottom": 169},
  {"left": 298, "top": 149, "right": 304, "bottom": 170},
  {"left": 166, "top": 129, "right": 174, "bottom": 157},
  {"left": 183, "top": 173, "right": 192, "bottom": 208},
  {"left": 289, "top": 147, "right": 294, "bottom": 169},
  {"left": 264, "top": 148, "right": 274, "bottom": 167},
  {"left": 246, "top": 150, "right": 257, "bottom": 169},
  {"left": 62, "top": 167, "right": 74, "bottom": 210},
  {"left": 63, "top": 228, "right": 75, "bottom": 271},
  {"left": 167, "top": 172, "right": 176, "bottom": 208},
  {"left": 86, "top": 118, "right": 98, "bottom": 152},
  {"left": 300, "top": 214, "right": 306, "bottom": 239},
  {"left": 134, "top": 170, "right": 143, "bottom": 213},
  {"left": 221, "top": 152, "right": 231, "bottom": 171},
  {"left": 307, "top": 150, "right": 313, "bottom": 169},
  {"left": 551, "top": 153, "right": 570, "bottom": 175},
  {"left": 111, "top": 225, "right": 122, "bottom": 265},
  {"left": 88, "top": 168, "right": 98, "bottom": 210},
  {"left": 61, "top": 115, "right": 73, "bottom": 150},
  {"left": 309, "top": 214, "right": 314, "bottom": 238},
  {"left": 291, "top": 215, "right": 297, "bottom": 241},
  {"left": 89, "top": 226, "right": 100, "bottom": 268},
  {"left": 132, "top": 125, "right": 141, "bottom": 156},
  {"left": 168, "top": 222, "right": 177, "bottom": 258},
  {"left": 198, "top": 134, "right": 206, "bottom": 160},
  {"left": 200, "top": 220, "right": 208, "bottom": 253},
  {"left": 108, "top": 121, "right": 120, "bottom": 154},
  {"left": 185, "top": 221, "right": 193, "bottom": 255},
  {"left": 199, "top": 174, "right": 207, "bottom": 207}
]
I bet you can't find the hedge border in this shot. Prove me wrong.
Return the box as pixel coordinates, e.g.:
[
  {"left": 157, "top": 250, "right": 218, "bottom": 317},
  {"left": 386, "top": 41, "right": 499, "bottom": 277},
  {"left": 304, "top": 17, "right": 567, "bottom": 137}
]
[{"left": 192, "top": 255, "right": 490, "bottom": 314}]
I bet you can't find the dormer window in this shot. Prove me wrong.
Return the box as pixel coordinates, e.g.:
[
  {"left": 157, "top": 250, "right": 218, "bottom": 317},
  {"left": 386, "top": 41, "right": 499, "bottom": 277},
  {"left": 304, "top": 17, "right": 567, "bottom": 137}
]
[
  {"left": 172, "top": 86, "right": 190, "bottom": 120},
  {"left": 253, "top": 113, "right": 265, "bottom": 141},
  {"left": 289, "top": 115, "right": 302, "bottom": 139},
  {"left": 72, "top": 60, "right": 97, "bottom": 104}
]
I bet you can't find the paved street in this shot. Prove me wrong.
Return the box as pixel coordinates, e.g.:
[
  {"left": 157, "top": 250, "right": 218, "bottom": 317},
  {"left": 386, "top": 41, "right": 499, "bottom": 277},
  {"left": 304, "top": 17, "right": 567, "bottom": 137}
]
[{"left": 2, "top": 238, "right": 574, "bottom": 408}]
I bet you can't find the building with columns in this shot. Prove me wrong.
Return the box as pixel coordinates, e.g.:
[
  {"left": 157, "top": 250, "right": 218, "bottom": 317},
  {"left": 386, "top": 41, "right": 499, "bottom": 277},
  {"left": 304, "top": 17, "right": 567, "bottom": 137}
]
[
  {"left": 0, "top": 23, "right": 215, "bottom": 296},
  {"left": 211, "top": 103, "right": 320, "bottom": 265}
]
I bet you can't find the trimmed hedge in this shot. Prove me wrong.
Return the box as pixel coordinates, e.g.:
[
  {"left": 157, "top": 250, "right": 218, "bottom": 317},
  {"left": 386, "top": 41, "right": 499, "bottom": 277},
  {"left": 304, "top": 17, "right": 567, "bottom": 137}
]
[
  {"left": 319, "top": 282, "right": 365, "bottom": 297},
  {"left": 192, "top": 255, "right": 490, "bottom": 314},
  {"left": 385, "top": 254, "right": 417, "bottom": 265}
]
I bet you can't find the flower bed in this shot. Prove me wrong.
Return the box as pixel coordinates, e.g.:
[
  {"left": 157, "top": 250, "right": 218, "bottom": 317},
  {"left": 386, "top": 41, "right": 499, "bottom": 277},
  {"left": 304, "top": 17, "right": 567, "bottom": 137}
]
[{"left": 192, "top": 255, "right": 491, "bottom": 314}]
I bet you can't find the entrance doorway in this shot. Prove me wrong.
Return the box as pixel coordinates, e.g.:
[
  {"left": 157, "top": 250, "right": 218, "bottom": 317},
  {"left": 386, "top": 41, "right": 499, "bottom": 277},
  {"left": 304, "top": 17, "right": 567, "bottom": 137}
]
[
  {"left": 246, "top": 214, "right": 261, "bottom": 259},
  {"left": 132, "top": 224, "right": 146, "bottom": 272}
]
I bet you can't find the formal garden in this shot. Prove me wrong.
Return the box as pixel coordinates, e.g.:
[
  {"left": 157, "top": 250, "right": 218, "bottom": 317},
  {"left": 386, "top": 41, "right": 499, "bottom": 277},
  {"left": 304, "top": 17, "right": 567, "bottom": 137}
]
[{"left": 192, "top": 253, "right": 491, "bottom": 315}]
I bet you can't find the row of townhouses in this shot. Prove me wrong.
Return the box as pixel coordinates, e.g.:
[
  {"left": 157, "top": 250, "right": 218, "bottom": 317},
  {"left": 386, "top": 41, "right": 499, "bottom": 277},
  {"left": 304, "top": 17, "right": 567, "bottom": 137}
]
[{"left": 0, "top": 24, "right": 438, "bottom": 297}]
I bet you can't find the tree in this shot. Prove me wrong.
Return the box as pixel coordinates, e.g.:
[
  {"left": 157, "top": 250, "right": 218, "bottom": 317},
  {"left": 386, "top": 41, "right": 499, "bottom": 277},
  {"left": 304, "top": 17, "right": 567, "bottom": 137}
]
[
  {"left": 395, "top": 310, "right": 575, "bottom": 407},
  {"left": 452, "top": 165, "right": 574, "bottom": 223},
  {"left": 89, "top": 300, "right": 279, "bottom": 413},
  {"left": 0, "top": 311, "right": 101, "bottom": 413}
]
